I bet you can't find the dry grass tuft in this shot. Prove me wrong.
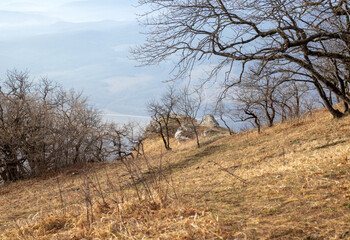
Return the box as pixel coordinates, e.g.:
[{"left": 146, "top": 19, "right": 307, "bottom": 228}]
[{"left": 2, "top": 198, "right": 224, "bottom": 240}]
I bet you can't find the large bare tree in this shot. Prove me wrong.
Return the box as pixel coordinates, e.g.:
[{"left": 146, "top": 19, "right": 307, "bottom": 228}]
[{"left": 134, "top": 0, "right": 350, "bottom": 118}]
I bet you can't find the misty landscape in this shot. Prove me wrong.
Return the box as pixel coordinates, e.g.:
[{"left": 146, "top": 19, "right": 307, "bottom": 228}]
[{"left": 1, "top": 0, "right": 350, "bottom": 239}]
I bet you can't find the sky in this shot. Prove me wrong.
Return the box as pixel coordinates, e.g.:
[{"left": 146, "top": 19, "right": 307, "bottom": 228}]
[{"left": 0, "top": 0, "right": 176, "bottom": 124}]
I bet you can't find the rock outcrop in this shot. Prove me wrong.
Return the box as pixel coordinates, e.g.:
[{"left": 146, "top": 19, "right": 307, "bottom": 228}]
[
  {"left": 200, "top": 114, "right": 219, "bottom": 127},
  {"left": 175, "top": 125, "right": 194, "bottom": 142},
  {"left": 202, "top": 128, "right": 217, "bottom": 137},
  {"left": 145, "top": 116, "right": 181, "bottom": 136}
]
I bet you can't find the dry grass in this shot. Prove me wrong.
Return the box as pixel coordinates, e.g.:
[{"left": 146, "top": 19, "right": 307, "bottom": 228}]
[
  {"left": 3, "top": 199, "right": 223, "bottom": 239},
  {"left": 0, "top": 160, "right": 225, "bottom": 239},
  {"left": 2, "top": 108, "right": 350, "bottom": 239}
]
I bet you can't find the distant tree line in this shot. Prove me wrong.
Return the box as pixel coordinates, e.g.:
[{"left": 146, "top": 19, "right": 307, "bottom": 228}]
[{"left": 0, "top": 70, "right": 139, "bottom": 182}]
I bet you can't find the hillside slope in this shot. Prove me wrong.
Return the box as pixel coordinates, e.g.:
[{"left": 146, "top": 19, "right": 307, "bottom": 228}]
[{"left": 1, "top": 108, "right": 350, "bottom": 239}]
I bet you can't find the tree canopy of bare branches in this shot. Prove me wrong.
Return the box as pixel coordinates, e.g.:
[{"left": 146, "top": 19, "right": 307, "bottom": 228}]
[
  {"left": 134, "top": 0, "right": 350, "bottom": 118},
  {"left": 0, "top": 71, "right": 139, "bottom": 182},
  {"left": 147, "top": 86, "right": 179, "bottom": 150},
  {"left": 176, "top": 87, "right": 203, "bottom": 148},
  {"left": 0, "top": 71, "right": 104, "bottom": 181}
]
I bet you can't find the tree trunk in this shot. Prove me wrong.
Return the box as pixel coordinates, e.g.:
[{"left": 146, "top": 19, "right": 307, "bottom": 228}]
[
  {"left": 314, "top": 81, "right": 344, "bottom": 118},
  {"left": 191, "top": 121, "right": 200, "bottom": 148}
]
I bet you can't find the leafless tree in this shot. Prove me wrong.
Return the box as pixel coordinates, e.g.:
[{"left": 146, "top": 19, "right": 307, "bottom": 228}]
[
  {"left": 231, "top": 87, "right": 264, "bottom": 133},
  {"left": 134, "top": 0, "right": 350, "bottom": 118},
  {"left": 229, "top": 69, "right": 282, "bottom": 128},
  {"left": 123, "top": 122, "right": 148, "bottom": 158},
  {"left": 0, "top": 70, "right": 105, "bottom": 182},
  {"left": 275, "top": 81, "right": 312, "bottom": 120},
  {"left": 0, "top": 70, "right": 155, "bottom": 183},
  {"left": 215, "top": 102, "right": 235, "bottom": 135},
  {"left": 146, "top": 86, "right": 179, "bottom": 150},
  {"left": 0, "top": 70, "right": 33, "bottom": 180},
  {"left": 220, "top": 63, "right": 314, "bottom": 132},
  {"left": 177, "top": 87, "right": 203, "bottom": 148}
]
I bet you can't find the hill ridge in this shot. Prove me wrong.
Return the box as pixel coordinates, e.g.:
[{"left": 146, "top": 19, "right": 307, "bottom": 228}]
[{"left": 1, "top": 108, "right": 350, "bottom": 239}]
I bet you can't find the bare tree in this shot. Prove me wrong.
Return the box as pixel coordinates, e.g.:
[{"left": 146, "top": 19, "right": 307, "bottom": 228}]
[
  {"left": 228, "top": 70, "right": 281, "bottom": 129},
  {"left": 231, "top": 87, "right": 264, "bottom": 133},
  {"left": 123, "top": 122, "right": 148, "bottom": 159},
  {"left": 134, "top": 0, "right": 350, "bottom": 118},
  {"left": 177, "top": 87, "right": 203, "bottom": 148},
  {"left": 0, "top": 70, "right": 106, "bottom": 182},
  {"left": 215, "top": 102, "right": 235, "bottom": 135},
  {"left": 0, "top": 70, "right": 33, "bottom": 181},
  {"left": 275, "top": 81, "right": 312, "bottom": 120},
  {"left": 218, "top": 63, "right": 313, "bottom": 132},
  {"left": 146, "top": 86, "right": 179, "bottom": 150}
]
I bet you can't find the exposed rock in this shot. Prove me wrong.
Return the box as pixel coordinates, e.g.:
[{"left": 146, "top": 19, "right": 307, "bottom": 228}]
[
  {"left": 145, "top": 116, "right": 182, "bottom": 136},
  {"left": 175, "top": 125, "right": 194, "bottom": 142},
  {"left": 202, "top": 128, "right": 217, "bottom": 137},
  {"left": 200, "top": 114, "right": 219, "bottom": 127}
]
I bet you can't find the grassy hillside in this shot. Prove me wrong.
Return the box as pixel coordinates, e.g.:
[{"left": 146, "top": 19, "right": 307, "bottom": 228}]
[{"left": 1, "top": 108, "right": 350, "bottom": 239}]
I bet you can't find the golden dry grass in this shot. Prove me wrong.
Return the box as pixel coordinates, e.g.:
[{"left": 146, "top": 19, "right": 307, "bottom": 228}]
[{"left": 1, "top": 108, "right": 350, "bottom": 239}]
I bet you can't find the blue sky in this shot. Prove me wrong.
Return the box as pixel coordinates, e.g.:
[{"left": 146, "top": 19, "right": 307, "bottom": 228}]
[{"left": 0, "top": 0, "right": 174, "bottom": 123}]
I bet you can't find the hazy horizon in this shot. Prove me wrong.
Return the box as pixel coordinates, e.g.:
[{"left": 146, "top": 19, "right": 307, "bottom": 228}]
[{"left": 0, "top": 0, "right": 173, "bottom": 123}]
